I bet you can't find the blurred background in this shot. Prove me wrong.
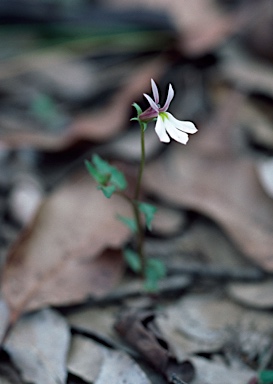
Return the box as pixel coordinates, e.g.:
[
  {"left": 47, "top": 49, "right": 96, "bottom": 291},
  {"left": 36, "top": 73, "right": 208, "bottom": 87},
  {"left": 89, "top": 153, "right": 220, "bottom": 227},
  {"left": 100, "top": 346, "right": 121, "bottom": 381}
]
[{"left": 0, "top": 0, "right": 273, "bottom": 271}]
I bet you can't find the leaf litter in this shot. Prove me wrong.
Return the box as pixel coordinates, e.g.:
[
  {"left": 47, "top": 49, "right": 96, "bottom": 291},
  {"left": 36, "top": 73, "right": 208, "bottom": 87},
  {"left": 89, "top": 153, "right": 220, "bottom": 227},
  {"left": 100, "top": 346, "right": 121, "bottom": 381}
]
[
  {"left": 1, "top": 1, "right": 273, "bottom": 383},
  {"left": 1, "top": 172, "right": 131, "bottom": 330},
  {"left": 4, "top": 309, "right": 70, "bottom": 384}
]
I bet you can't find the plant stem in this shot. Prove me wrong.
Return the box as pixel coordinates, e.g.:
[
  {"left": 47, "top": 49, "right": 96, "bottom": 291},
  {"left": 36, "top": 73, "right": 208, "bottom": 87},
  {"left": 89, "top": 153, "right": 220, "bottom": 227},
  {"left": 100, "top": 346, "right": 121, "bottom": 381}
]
[
  {"left": 135, "top": 122, "right": 146, "bottom": 201},
  {"left": 134, "top": 122, "right": 146, "bottom": 277}
]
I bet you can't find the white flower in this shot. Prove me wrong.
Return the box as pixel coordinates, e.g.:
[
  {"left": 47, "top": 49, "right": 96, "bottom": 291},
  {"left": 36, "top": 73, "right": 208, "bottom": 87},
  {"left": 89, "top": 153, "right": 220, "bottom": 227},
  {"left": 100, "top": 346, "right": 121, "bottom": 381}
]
[{"left": 139, "top": 79, "right": 197, "bottom": 144}]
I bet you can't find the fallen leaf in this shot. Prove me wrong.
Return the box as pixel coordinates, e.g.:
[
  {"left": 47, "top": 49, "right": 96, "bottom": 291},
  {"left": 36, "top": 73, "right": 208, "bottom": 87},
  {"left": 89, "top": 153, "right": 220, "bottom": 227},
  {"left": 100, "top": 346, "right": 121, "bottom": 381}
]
[
  {"left": 67, "top": 335, "right": 103, "bottom": 383},
  {"left": 1, "top": 172, "right": 131, "bottom": 329},
  {"left": 95, "top": 348, "right": 151, "bottom": 384},
  {"left": 157, "top": 293, "right": 273, "bottom": 362},
  {"left": 227, "top": 280, "right": 273, "bottom": 309},
  {"left": 68, "top": 334, "right": 152, "bottom": 384},
  {"left": 115, "top": 308, "right": 195, "bottom": 383},
  {"left": 4, "top": 309, "right": 70, "bottom": 384},
  {"left": 67, "top": 305, "right": 119, "bottom": 347}
]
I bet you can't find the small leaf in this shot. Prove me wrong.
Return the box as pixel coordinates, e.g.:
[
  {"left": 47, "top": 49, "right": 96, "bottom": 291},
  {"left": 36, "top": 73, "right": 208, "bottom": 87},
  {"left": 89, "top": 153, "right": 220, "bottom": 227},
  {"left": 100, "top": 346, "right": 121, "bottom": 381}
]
[
  {"left": 98, "top": 185, "right": 116, "bottom": 198},
  {"left": 85, "top": 160, "right": 109, "bottom": 185},
  {"left": 92, "top": 154, "right": 127, "bottom": 191},
  {"left": 138, "top": 202, "right": 157, "bottom": 230},
  {"left": 145, "top": 258, "right": 166, "bottom": 292},
  {"left": 132, "top": 102, "right": 143, "bottom": 116},
  {"left": 259, "top": 370, "right": 273, "bottom": 384},
  {"left": 123, "top": 249, "right": 142, "bottom": 273},
  {"left": 117, "top": 215, "right": 137, "bottom": 233},
  {"left": 110, "top": 167, "right": 127, "bottom": 190},
  {"left": 92, "top": 154, "right": 112, "bottom": 175}
]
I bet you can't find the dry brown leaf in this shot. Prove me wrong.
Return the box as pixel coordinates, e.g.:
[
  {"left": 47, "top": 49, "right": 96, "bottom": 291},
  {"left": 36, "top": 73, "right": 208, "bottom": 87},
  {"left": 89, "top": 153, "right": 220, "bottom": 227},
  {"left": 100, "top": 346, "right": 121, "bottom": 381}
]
[
  {"left": 144, "top": 90, "right": 273, "bottom": 271},
  {"left": 115, "top": 308, "right": 195, "bottom": 383},
  {"left": 0, "top": 57, "right": 167, "bottom": 151},
  {"left": 1, "top": 172, "right": 132, "bottom": 328}
]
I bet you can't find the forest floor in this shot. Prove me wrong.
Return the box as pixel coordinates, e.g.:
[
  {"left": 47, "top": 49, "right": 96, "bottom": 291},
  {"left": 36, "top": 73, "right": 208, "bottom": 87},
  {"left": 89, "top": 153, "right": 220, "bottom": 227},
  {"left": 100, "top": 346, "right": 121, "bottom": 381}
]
[{"left": 0, "top": 1, "right": 273, "bottom": 383}]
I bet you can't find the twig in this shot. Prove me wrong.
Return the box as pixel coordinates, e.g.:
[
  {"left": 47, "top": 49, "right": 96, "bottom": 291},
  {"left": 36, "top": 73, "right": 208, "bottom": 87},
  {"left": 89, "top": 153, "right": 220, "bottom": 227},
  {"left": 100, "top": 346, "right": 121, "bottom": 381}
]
[{"left": 167, "top": 262, "right": 265, "bottom": 282}]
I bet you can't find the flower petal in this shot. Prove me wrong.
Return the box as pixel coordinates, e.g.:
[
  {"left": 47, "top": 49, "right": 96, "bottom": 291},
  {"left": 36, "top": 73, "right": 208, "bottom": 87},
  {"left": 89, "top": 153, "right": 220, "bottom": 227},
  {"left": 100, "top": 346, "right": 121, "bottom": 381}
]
[
  {"left": 155, "top": 115, "right": 170, "bottom": 143},
  {"left": 165, "top": 113, "right": 198, "bottom": 133},
  {"left": 160, "top": 84, "right": 174, "bottom": 112},
  {"left": 143, "top": 93, "right": 159, "bottom": 111},
  {"left": 151, "top": 79, "right": 159, "bottom": 104},
  {"left": 164, "top": 118, "right": 189, "bottom": 144}
]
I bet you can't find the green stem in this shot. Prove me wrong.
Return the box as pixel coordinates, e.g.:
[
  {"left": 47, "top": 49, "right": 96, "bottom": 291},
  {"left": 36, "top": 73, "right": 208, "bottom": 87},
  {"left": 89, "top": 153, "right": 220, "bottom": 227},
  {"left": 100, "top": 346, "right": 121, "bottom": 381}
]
[
  {"left": 134, "top": 122, "right": 146, "bottom": 277},
  {"left": 134, "top": 122, "right": 146, "bottom": 201},
  {"left": 118, "top": 120, "right": 146, "bottom": 278}
]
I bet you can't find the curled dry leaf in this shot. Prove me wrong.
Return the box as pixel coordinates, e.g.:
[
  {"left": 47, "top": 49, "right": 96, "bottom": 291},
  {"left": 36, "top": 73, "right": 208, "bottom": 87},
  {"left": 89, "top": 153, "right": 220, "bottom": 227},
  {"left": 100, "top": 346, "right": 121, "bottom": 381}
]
[
  {"left": 1, "top": 172, "right": 132, "bottom": 330},
  {"left": 114, "top": 308, "right": 195, "bottom": 383}
]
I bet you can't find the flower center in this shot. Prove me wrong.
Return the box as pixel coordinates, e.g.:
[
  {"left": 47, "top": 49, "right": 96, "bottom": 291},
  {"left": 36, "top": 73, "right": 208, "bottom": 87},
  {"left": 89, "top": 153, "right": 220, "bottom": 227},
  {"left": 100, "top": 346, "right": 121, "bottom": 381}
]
[{"left": 159, "top": 112, "right": 168, "bottom": 120}]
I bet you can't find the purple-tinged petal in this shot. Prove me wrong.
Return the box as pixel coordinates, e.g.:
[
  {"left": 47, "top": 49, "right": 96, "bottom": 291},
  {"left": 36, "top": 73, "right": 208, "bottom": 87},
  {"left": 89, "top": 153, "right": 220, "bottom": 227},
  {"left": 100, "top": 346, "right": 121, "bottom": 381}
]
[
  {"left": 165, "top": 113, "right": 198, "bottom": 133},
  {"left": 139, "top": 107, "right": 159, "bottom": 122},
  {"left": 160, "top": 84, "right": 174, "bottom": 112},
  {"left": 143, "top": 93, "right": 159, "bottom": 111},
  {"left": 151, "top": 79, "right": 159, "bottom": 104},
  {"left": 155, "top": 115, "right": 170, "bottom": 143},
  {"left": 164, "top": 118, "right": 189, "bottom": 144}
]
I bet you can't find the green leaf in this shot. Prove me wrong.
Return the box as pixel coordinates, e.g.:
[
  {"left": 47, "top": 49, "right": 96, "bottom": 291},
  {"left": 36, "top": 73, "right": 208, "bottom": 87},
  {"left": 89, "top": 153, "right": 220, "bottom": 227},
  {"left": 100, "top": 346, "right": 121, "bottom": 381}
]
[
  {"left": 110, "top": 167, "right": 127, "bottom": 190},
  {"left": 259, "top": 370, "right": 273, "bottom": 384},
  {"left": 138, "top": 202, "right": 157, "bottom": 230},
  {"left": 85, "top": 160, "right": 110, "bottom": 185},
  {"left": 92, "top": 154, "right": 127, "bottom": 190},
  {"left": 144, "top": 258, "right": 166, "bottom": 292},
  {"left": 117, "top": 215, "right": 137, "bottom": 233},
  {"left": 123, "top": 248, "right": 142, "bottom": 273},
  {"left": 98, "top": 185, "right": 116, "bottom": 198},
  {"left": 92, "top": 154, "right": 112, "bottom": 174},
  {"left": 132, "top": 102, "right": 143, "bottom": 116}
]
